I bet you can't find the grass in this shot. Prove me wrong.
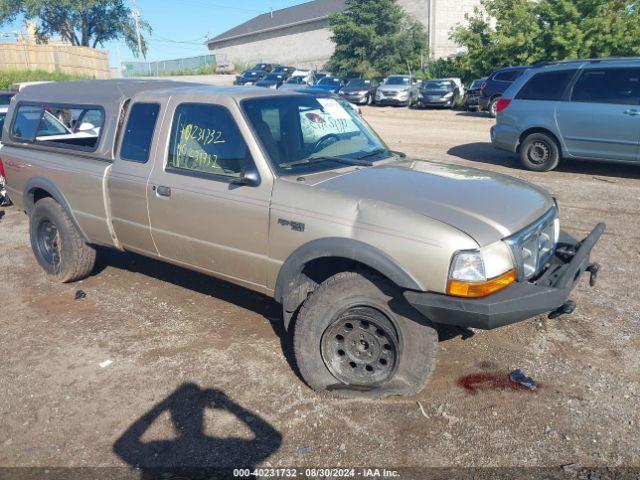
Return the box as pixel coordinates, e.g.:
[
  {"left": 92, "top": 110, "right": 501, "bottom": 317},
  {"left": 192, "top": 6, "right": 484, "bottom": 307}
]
[{"left": 0, "top": 70, "right": 90, "bottom": 90}]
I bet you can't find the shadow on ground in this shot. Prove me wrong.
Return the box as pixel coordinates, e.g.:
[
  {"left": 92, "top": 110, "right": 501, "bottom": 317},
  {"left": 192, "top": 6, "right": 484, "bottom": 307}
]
[
  {"left": 113, "top": 383, "right": 282, "bottom": 479},
  {"left": 448, "top": 142, "right": 640, "bottom": 179}
]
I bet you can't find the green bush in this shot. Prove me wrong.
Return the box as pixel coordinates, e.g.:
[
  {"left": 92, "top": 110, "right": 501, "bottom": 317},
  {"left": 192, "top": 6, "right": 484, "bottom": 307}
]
[{"left": 0, "top": 70, "right": 89, "bottom": 90}]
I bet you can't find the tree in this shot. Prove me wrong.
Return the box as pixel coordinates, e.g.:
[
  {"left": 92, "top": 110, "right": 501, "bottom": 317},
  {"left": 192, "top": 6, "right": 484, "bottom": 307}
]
[
  {"left": 0, "top": 0, "right": 151, "bottom": 58},
  {"left": 327, "top": 0, "right": 428, "bottom": 77},
  {"left": 450, "top": 0, "right": 640, "bottom": 81}
]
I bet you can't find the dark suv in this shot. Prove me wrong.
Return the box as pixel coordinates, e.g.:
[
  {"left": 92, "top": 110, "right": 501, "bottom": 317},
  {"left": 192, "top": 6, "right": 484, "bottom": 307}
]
[{"left": 480, "top": 66, "right": 529, "bottom": 117}]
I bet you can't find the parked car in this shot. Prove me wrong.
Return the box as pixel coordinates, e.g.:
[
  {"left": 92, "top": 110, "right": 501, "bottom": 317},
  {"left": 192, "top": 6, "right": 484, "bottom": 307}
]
[
  {"left": 374, "top": 75, "right": 419, "bottom": 107},
  {"left": 0, "top": 105, "right": 11, "bottom": 205},
  {"left": 338, "top": 78, "right": 379, "bottom": 105},
  {"left": 492, "top": 58, "right": 640, "bottom": 171},
  {"left": 313, "top": 76, "right": 345, "bottom": 93},
  {"left": 0, "top": 91, "right": 15, "bottom": 106},
  {"left": 255, "top": 73, "right": 287, "bottom": 89},
  {"left": 233, "top": 69, "right": 264, "bottom": 86},
  {"left": 271, "top": 66, "right": 296, "bottom": 77},
  {"left": 279, "top": 74, "right": 314, "bottom": 90},
  {"left": 2, "top": 80, "right": 604, "bottom": 398},
  {"left": 463, "top": 78, "right": 487, "bottom": 111},
  {"left": 249, "top": 63, "right": 273, "bottom": 74},
  {"left": 416, "top": 79, "right": 461, "bottom": 108},
  {"left": 480, "top": 66, "right": 529, "bottom": 117}
]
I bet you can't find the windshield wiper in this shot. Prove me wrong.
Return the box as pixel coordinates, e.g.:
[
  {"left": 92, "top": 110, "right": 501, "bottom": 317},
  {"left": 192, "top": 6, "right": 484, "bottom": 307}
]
[
  {"left": 280, "top": 156, "right": 373, "bottom": 169},
  {"left": 356, "top": 148, "right": 390, "bottom": 160}
]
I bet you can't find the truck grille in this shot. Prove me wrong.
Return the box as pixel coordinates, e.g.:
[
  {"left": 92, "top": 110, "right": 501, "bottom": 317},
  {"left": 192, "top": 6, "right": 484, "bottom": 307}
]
[{"left": 505, "top": 208, "right": 559, "bottom": 281}]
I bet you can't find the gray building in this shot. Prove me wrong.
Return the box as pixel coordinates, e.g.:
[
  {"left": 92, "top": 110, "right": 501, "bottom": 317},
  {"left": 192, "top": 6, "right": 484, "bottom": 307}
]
[{"left": 206, "top": 0, "right": 481, "bottom": 70}]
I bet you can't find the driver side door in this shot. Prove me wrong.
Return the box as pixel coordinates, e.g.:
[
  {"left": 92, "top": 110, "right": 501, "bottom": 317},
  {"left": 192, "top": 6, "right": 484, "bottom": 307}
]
[{"left": 146, "top": 100, "right": 272, "bottom": 292}]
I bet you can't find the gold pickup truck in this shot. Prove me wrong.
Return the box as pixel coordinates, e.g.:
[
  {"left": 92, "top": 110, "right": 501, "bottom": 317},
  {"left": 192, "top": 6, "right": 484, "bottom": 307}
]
[{"left": 1, "top": 80, "right": 605, "bottom": 398}]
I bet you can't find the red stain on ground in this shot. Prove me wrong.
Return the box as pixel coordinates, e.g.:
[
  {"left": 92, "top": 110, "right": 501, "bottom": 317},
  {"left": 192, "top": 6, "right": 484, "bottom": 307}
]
[{"left": 457, "top": 372, "right": 536, "bottom": 394}]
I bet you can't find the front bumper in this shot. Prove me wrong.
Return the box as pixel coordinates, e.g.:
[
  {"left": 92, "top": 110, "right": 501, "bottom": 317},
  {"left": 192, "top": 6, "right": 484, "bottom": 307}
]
[
  {"left": 404, "top": 224, "right": 605, "bottom": 330},
  {"left": 376, "top": 97, "right": 409, "bottom": 105},
  {"left": 341, "top": 93, "right": 368, "bottom": 104},
  {"left": 417, "top": 97, "right": 454, "bottom": 107}
]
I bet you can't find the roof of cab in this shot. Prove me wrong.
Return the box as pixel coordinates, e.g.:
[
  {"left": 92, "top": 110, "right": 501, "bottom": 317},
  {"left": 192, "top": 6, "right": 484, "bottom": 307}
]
[{"left": 4, "top": 79, "right": 330, "bottom": 161}]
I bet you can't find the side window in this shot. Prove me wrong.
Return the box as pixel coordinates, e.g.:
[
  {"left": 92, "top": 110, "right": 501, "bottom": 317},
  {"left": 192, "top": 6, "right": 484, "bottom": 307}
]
[
  {"left": 11, "top": 104, "right": 104, "bottom": 150},
  {"left": 12, "top": 105, "right": 42, "bottom": 140},
  {"left": 120, "top": 103, "right": 160, "bottom": 163},
  {"left": 494, "top": 71, "right": 518, "bottom": 82},
  {"left": 167, "top": 103, "right": 248, "bottom": 178},
  {"left": 516, "top": 70, "right": 576, "bottom": 101},
  {"left": 571, "top": 68, "right": 640, "bottom": 105}
]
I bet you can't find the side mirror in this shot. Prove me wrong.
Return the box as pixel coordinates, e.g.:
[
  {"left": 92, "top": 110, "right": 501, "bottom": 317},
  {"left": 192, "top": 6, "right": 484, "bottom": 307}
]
[{"left": 230, "top": 169, "right": 260, "bottom": 187}]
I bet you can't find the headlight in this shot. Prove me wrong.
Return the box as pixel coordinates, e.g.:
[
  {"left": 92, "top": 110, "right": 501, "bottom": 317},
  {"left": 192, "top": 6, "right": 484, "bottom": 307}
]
[
  {"left": 359, "top": 90, "right": 368, "bottom": 95},
  {"left": 448, "top": 242, "right": 515, "bottom": 298},
  {"left": 444, "top": 92, "right": 454, "bottom": 99},
  {"left": 339, "top": 90, "right": 344, "bottom": 95}
]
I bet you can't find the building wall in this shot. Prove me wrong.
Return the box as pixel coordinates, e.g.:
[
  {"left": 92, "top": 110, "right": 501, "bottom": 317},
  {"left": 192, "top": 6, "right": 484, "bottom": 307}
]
[
  {"left": 207, "top": 0, "right": 483, "bottom": 69},
  {"left": 209, "top": 19, "right": 335, "bottom": 70},
  {"left": 398, "top": 0, "right": 481, "bottom": 58}
]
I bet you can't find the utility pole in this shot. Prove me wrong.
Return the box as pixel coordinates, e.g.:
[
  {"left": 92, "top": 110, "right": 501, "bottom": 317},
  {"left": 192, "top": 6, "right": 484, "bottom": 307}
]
[{"left": 131, "top": 0, "right": 145, "bottom": 60}]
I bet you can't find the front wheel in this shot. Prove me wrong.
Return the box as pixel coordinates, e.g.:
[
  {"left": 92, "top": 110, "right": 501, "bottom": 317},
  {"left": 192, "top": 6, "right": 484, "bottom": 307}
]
[
  {"left": 520, "top": 132, "right": 561, "bottom": 172},
  {"left": 29, "top": 198, "right": 96, "bottom": 282},
  {"left": 293, "top": 272, "right": 438, "bottom": 399}
]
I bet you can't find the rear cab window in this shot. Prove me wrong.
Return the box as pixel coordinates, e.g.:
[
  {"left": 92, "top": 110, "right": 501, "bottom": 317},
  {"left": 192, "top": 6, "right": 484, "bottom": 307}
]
[
  {"left": 571, "top": 68, "right": 640, "bottom": 105},
  {"left": 516, "top": 69, "right": 577, "bottom": 101},
  {"left": 120, "top": 103, "right": 160, "bottom": 163},
  {"left": 166, "top": 103, "right": 250, "bottom": 179},
  {"left": 11, "top": 103, "right": 104, "bottom": 151}
]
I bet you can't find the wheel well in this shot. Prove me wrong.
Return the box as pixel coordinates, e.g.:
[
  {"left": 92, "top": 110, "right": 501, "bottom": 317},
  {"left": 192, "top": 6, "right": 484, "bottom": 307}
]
[
  {"left": 281, "top": 256, "right": 395, "bottom": 331},
  {"left": 517, "top": 128, "right": 561, "bottom": 153},
  {"left": 27, "top": 187, "right": 53, "bottom": 211}
]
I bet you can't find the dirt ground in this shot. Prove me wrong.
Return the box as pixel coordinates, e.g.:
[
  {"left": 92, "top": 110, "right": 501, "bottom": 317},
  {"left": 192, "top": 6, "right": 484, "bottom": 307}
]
[{"left": 1, "top": 104, "right": 639, "bottom": 477}]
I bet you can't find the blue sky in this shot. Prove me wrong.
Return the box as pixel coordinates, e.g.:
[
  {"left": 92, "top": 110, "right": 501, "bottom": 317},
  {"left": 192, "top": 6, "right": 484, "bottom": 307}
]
[{"left": 2, "top": 0, "right": 309, "bottom": 66}]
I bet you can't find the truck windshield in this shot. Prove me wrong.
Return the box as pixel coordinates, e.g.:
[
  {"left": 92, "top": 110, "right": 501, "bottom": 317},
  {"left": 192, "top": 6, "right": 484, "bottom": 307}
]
[{"left": 242, "top": 95, "right": 390, "bottom": 175}]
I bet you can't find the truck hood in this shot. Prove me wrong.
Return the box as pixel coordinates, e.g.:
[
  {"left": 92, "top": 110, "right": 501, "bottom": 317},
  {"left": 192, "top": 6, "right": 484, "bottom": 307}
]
[{"left": 310, "top": 160, "right": 554, "bottom": 246}]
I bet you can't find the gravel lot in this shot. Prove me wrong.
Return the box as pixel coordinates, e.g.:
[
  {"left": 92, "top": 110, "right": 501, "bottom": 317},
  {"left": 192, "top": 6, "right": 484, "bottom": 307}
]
[{"left": 1, "top": 103, "right": 638, "bottom": 476}]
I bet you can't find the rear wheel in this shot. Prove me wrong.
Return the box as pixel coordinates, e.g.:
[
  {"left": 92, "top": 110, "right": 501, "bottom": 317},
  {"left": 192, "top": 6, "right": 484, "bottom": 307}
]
[
  {"left": 520, "top": 132, "right": 561, "bottom": 172},
  {"left": 489, "top": 97, "right": 500, "bottom": 118},
  {"left": 293, "top": 272, "right": 438, "bottom": 399},
  {"left": 29, "top": 198, "right": 96, "bottom": 282}
]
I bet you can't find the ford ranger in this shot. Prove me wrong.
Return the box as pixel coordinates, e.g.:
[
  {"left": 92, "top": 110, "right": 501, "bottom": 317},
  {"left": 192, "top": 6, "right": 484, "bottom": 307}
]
[{"left": 1, "top": 80, "right": 604, "bottom": 398}]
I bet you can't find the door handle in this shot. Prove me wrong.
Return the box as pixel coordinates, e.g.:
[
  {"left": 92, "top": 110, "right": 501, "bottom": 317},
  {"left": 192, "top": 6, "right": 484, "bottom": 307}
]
[
  {"left": 155, "top": 186, "right": 171, "bottom": 197},
  {"left": 623, "top": 109, "right": 640, "bottom": 116}
]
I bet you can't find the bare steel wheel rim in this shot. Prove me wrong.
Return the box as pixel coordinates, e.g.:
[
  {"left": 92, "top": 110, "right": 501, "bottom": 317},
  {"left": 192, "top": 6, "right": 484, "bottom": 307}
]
[
  {"left": 37, "top": 219, "right": 62, "bottom": 268},
  {"left": 528, "top": 140, "right": 550, "bottom": 165},
  {"left": 321, "top": 306, "right": 399, "bottom": 386}
]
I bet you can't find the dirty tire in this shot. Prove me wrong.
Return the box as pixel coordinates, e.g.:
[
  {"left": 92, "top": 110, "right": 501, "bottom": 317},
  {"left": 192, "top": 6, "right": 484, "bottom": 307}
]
[
  {"left": 520, "top": 132, "right": 561, "bottom": 172},
  {"left": 29, "top": 198, "right": 96, "bottom": 283},
  {"left": 293, "top": 272, "right": 438, "bottom": 399}
]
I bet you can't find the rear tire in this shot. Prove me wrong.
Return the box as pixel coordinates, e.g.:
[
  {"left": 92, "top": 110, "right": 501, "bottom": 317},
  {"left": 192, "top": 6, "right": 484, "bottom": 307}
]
[
  {"left": 293, "top": 271, "right": 438, "bottom": 399},
  {"left": 29, "top": 198, "right": 96, "bottom": 283},
  {"left": 489, "top": 97, "right": 500, "bottom": 118},
  {"left": 519, "top": 132, "right": 561, "bottom": 172}
]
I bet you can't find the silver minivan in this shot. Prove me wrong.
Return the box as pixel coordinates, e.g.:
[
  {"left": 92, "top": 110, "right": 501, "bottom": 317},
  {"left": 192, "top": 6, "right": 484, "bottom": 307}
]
[{"left": 491, "top": 58, "right": 640, "bottom": 171}]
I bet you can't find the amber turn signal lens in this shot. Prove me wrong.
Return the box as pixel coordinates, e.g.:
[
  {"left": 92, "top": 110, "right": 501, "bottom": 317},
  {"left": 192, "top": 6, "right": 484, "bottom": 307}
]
[{"left": 447, "top": 270, "right": 516, "bottom": 298}]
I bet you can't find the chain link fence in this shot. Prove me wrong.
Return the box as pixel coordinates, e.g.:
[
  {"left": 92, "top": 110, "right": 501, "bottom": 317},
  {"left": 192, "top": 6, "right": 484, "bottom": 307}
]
[{"left": 121, "top": 54, "right": 216, "bottom": 77}]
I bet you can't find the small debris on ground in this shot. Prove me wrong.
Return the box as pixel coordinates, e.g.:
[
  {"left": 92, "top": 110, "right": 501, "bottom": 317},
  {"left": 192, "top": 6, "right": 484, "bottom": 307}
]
[
  {"left": 74, "top": 290, "right": 87, "bottom": 300},
  {"left": 561, "top": 463, "right": 582, "bottom": 474},
  {"left": 99, "top": 359, "right": 113, "bottom": 368},
  {"left": 509, "top": 369, "right": 538, "bottom": 390},
  {"left": 417, "top": 401, "right": 429, "bottom": 419}
]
